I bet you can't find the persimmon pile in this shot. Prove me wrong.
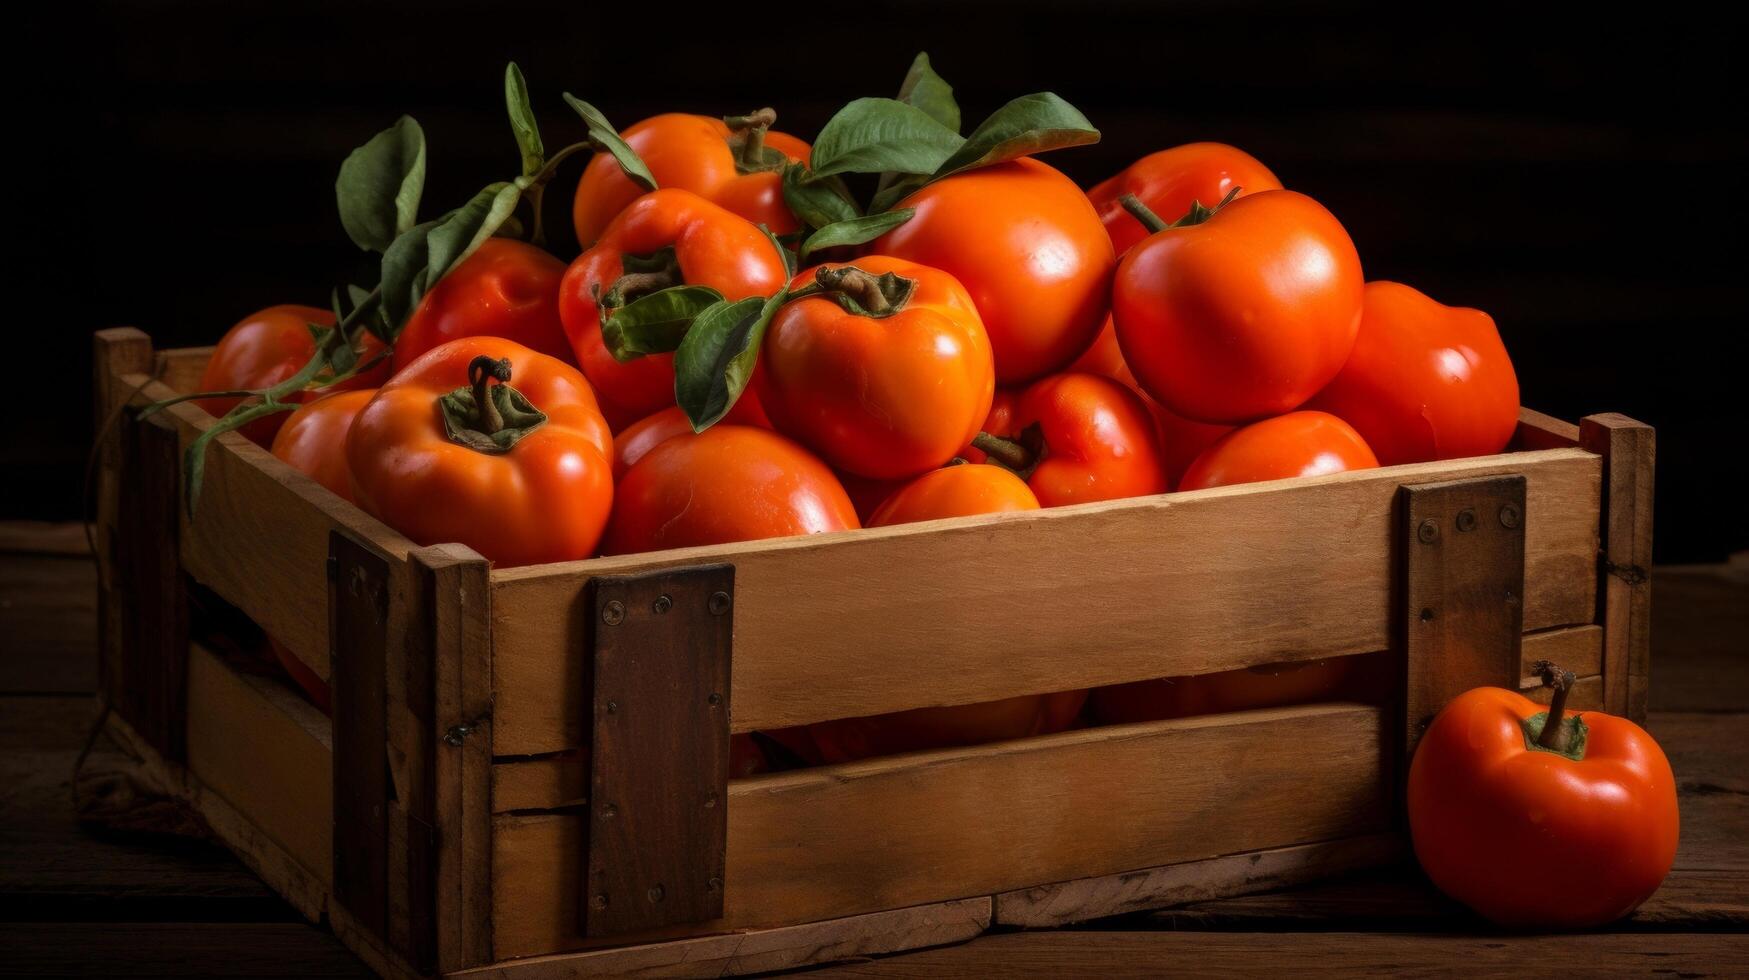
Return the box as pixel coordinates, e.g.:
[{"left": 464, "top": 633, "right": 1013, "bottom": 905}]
[{"left": 179, "top": 56, "right": 1523, "bottom": 761}]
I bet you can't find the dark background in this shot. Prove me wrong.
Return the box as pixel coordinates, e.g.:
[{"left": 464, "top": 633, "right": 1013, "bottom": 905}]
[{"left": 11, "top": 1, "right": 1745, "bottom": 560}]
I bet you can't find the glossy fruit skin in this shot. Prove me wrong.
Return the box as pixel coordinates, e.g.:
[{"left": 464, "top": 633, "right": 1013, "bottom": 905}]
[
  {"left": 873, "top": 158, "right": 1115, "bottom": 384},
  {"left": 1309, "top": 281, "right": 1520, "bottom": 465},
  {"left": 1087, "top": 142, "right": 1282, "bottom": 256},
  {"left": 573, "top": 113, "right": 811, "bottom": 245},
  {"left": 199, "top": 304, "right": 388, "bottom": 447},
  {"left": 868, "top": 464, "right": 1039, "bottom": 526},
  {"left": 958, "top": 390, "right": 1017, "bottom": 465},
  {"left": 1067, "top": 318, "right": 1233, "bottom": 488},
  {"left": 559, "top": 189, "right": 789, "bottom": 431},
  {"left": 761, "top": 257, "right": 995, "bottom": 480},
  {"left": 1090, "top": 657, "right": 1373, "bottom": 725},
  {"left": 347, "top": 337, "right": 613, "bottom": 567},
  {"left": 611, "top": 406, "right": 692, "bottom": 481},
  {"left": 1113, "top": 189, "right": 1364, "bottom": 424},
  {"left": 1179, "top": 411, "right": 1378, "bottom": 491},
  {"left": 602, "top": 425, "right": 859, "bottom": 556},
  {"left": 1003, "top": 373, "right": 1169, "bottom": 506},
  {"left": 269, "top": 389, "right": 375, "bottom": 504},
  {"left": 393, "top": 238, "right": 573, "bottom": 372},
  {"left": 1408, "top": 686, "right": 1679, "bottom": 928}
]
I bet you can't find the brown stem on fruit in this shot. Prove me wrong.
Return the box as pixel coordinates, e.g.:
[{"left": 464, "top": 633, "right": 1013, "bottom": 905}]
[
  {"left": 468, "top": 356, "right": 512, "bottom": 435},
  {"left": 815, "top": 265, "right": 901, "bottom": 315},
  {"left": 1119, "top": 193, "right": 1168, "bottom": 234},
  {"left": 600, "top": 249, "right": 683, "bottom": 310},
  {"left": 971, "top": 432, "right": 1035, "bottom": 472},
  {"left": 726, "top": 107, "right": 778, "bottom": 169},
  {"left": 1532, "top": 659, "right": 1577, "bottom": 751}
]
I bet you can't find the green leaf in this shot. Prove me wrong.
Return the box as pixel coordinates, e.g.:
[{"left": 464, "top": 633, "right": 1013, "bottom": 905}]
[
  {"left": 504, "top": 62, "right": 545, "bottom": 178},
  {"left": 563, "top": 94, "right": 656, "bottom": 191},
  {"left": 869, "top": 173, "right": 929, "bottom": 214},
  {"left": 931, "top": 92, "right": 1099, "bottom": 180},
  {"left": 336, "top": 116, "right": 427, "bottom": 252},
  {"left": 378, "top": 182, "right": 522, "bottom": 335},
  {"left": 798, "top": 209, "right": 915, "bottom": 262},
  {"left": 808, "top": 98, "right": 965, "bottom": 179},
  {"left": 760, "top": 223, "right": 797, "bottom": 280},
  {"left": 781, "top": 163, "right": 859, "bottom": 229},
  {"left": 896, "top": 52, "right": 959, "bottom": 134},
  {"left": 673, "top": 290, "right": 787, "bottom": 431},
  {"left": 601, "top": 285, "right": 724, "bottom": 362}
]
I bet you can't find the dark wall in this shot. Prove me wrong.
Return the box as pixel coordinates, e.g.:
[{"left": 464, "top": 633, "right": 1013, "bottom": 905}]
[{"left": 15, "top": 1, "right": 1746, "bottom": 560}]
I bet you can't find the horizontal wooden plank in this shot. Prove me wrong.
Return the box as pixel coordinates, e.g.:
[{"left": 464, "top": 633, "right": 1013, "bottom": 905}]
[
  {"left": 184, "top": 643, "right": 333, "bottom": 889},
  {"left": 994, "top": 834, "right": 1403, "bottom": 928},
  {"left": 491, "top": 449, "right": 1600, "bottom": 753},
  {"left": 113, "top": 372, "right": 418, "bottom": 682},
  {"left": 451, "top": 898, "right": 990, "bottom": 980},
  {"left": 493, "top": 625, "right": 1604, "bottom": 815},
  {"left": 491, "top": 702, "right": 1388, "bottom": 959},
  {"left": 157, "top": 344, "right": 215, "bottom": 397},
  {"left": 1519, "top": 624, "right": 1602, "bottom": 680},
  {"left": 1519, "top": 673, "right": 1604, "bottom": 712},
  {"left": 1513, "top": 405, "right": 1580, "bottom": 450}
]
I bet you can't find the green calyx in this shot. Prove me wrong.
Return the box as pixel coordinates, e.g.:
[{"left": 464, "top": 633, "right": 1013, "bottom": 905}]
[
  {"left": 796, "top": 264, "right": 917, "bottom": 318},
  {"left": 439, "top": 356, "right": 548, "bottom": 454},
  {"left": 1521, "top": 711, "right": 1590, "bottom": 762}
]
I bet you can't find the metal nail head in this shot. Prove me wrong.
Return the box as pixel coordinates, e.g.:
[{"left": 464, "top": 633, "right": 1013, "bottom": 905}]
[
  {"left": 1456, "top": 509, "right": 1477, "bottom": 532},
  {"left": 647, "top": 885, "right": 665, "bottom": 903},
  {"left": 653, "top": 594, "right": 672, "bottom": 615},
  {"left": 602, "top": 600, "right": 625, "bottom": 626},
  {"left": 1417, "top": 519, "right": 1439, "bottom": 544},
  {"left": 592, "top": 893, "right": 609, "bottom": 910},
  {"left": 709, "top": 591, "right": 732, "bottom": 616},
  {"left": 1500, "top": 503, "right": 1522, "bottom": 529}
]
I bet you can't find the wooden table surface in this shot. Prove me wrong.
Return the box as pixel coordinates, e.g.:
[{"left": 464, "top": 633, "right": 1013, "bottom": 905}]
[{"left": 1, "top": 521, "right": 1744, "bottom": 977}]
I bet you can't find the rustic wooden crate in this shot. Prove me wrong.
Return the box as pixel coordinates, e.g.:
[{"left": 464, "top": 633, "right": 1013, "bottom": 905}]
[{"left": 91, "top": 327, "right": 1654, "bottom": 979}]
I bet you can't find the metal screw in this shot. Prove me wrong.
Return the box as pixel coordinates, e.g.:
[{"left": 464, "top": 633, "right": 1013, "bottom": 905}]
[
  {"left": 443, "top": 724, "right": 472, "bottom": 746},
  {"left": 599, "top": 803, "right": 617, "bottom": 819},
  {"left": 1417, "top": 519, "right": 1439, "bottom": 544},
  {"left": 708, "top": 877, "right": 723, "bottom": 891},
  {"left": 592, "top": 893, "right": 609, "bottom": 910},
  {"left": 1455, "top": 509, "right": 1477, "bottom": 532},
  {"left": 647, "top": 885, "right": 665, "bottom": 903},
  {"left": 707, "top": 692, "right": 722, "bottom": 708},
  {"left": 1505, "top": 589, "right": 1520, "bottom": 605},
  {"left": 653, "top": 594, "right": 672, "bottom": 615},
  {"left": 704, "top": 792, "right": 718, "bottom": 809},
  {"left": 1419, "top": 607, "right": 1436, "bottom": 622},
  {"left": 602, "top": 600, "right": 625, "bottom": 626},
  {"left": 708, "top": 591, "right": 732, "bottom": 616},
  {"left": 1500, "top": 503, "right": 1522, "bottom": 529},
  {"left": 604, "top": 699, "right": 617, "bottom": 714}
]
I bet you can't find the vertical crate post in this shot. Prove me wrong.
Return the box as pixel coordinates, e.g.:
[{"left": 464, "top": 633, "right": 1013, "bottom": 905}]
[
  {"left": 583, "top": 564, "right": 734, "bottom": 938},
  {"left": 415, "top": 543, "right": 494, "bottom": 973},
  {"left": 1580, "top": 414, "right": 1655, "bottom": 723},
  {"left": 330, "top": 531, "right": 394, "bottom": 943},
  {"left": 1398, "top": 475, "right": 1528, "bottom": 764},
  {"left": 93, "top": 328, "right": 190, "bottom": 763}
]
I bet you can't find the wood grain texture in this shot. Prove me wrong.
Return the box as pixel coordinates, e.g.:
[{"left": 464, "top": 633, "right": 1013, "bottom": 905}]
[
  {"left": 1400, "top": 476, "right": 1527, "bottom": 756},
  {"left": 185, "top": 643, "right": 333, "bottom": 888},
  {"left": 330, "top": 531, "right": 391, "bottom": 943},
  {"left": 487, "top": 625, "right": 1605, "bottom": 816},
  {"left": 449, "top": 898, "right": 990, "bottom": 980},
  {"left": 1520, "top": 673, "right": 1604, "bottom": 711},
  {"left": 157, "top": 344, "right": 215, "bottom": 396},
  {"left": 491, "top": 449, "right": 1601, "bottom": 754},
  {"left": 103, "top": 368, "right": 418, "bottom": 686},
  {"left": 113, "top": 410, "right": 189, "bottom": 762},
  {"left": 416, "top": 544, "right": 495, "bottom": 973},
  {"left": 1582, "top": 414, "right": 1656, "bottom": 723},
  {"left": 490, "top": 703, "right": 1388, "bottom": 959},
  {"left": 1513, "top": 406, "right": 1581, "bottom": 450},
  {"left": 993, "top": 835, "right": 1404, "bottom": 928},
  {"left": 585, "top": 566, "right": 734, "bottom": 938},
  {"left": 801, "top": 930, "right": 1749, "bottom": 978}
]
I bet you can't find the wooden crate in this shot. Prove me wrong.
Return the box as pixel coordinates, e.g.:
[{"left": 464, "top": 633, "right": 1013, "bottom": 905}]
[{"left": 91, "top": 327, "right": 1655, "bottom": 979}]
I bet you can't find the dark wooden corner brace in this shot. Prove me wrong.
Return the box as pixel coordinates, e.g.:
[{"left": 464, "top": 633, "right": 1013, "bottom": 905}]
[
  {"left": 112, "top": 408, "right": 190, "bottom": 763},
  {"left": 583, "top": 564, "right": 735, "bottom": 937},
  {"left": 330, "top": 531, "right": 392, "bottom": 946},
  {"left": 1398, "top": 475, "right": 1528, "bottom": 772}
]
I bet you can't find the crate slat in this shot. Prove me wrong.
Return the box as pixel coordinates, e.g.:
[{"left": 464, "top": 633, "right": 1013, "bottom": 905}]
[
  {"left": 490, "top": 702, "right": 1388, "bottom": 959},
  {"left": 1581, "top": 414, "right": 1655, "bottom": 723},
  {"left": 490, "top": 449, "right": 1600, "bottom": 753}
]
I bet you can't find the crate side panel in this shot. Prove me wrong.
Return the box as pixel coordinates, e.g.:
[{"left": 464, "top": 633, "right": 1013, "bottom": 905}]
[
  {"left": 492, "top": 450, "right": 1600, "bottom": 753},
  {"left": 490, "top": 703, "right": 1386, "bottom": 959}
]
